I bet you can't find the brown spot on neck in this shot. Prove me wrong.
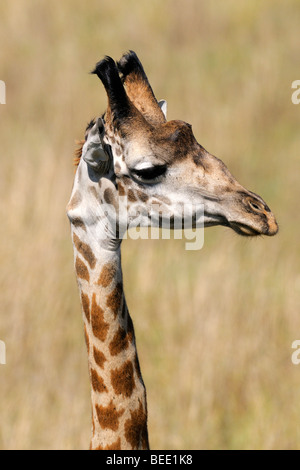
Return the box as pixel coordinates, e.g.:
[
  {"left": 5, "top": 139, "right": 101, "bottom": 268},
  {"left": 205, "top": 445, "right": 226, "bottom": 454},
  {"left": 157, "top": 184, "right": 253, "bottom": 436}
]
[
  {"left": 109, "top": 326, "right": 131, "bottom": 356},
  {"left": 124, "top": 402, "right": 149, "bottom": 450},
  {"left": 97, "top": 262, "right": 117, "bottom": 288},
  {"left": 73, "top": 233, "right": 96, "bottom": 270},
  {"left": 93, "top": 347, "right": 107, "bottom": 369},
  {"left": 110, "top": 360, "right": 135, "bottom": 398},
  {"left": 106, "top": 282, "right": 123, "bottom": 318},
  {"left": 96, "top": 400, "right": 125, "bottom": 431},
  {"left": 91, "top": 293, "right": 109, "bottom": 342},
  {"left": 75, "top": 256, "right": 90, "bottom": 282},
  {"left": 84, "top": 324, "right": 89, "bottom": 354},
  {"left": 81, "top": 292, "right": 90, "bottom": 323},
  {"left": 91, "top": 368, "right": 107, "bottom": 393}
]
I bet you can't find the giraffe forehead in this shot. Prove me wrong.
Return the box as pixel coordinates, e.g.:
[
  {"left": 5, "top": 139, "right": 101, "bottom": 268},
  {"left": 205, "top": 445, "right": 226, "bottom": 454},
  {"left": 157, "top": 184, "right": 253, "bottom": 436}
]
[
  {"left": 103, "top": 116, "right": 204, "bottom": 170},
  {"left": 113, "top": 136, "right": 171, "bottom": 169}
]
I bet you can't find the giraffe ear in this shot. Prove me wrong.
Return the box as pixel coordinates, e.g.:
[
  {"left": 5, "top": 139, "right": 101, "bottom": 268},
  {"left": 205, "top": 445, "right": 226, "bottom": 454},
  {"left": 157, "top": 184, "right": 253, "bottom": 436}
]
[
  {"left": 82, "top": 118, "right": 112, "bottom": 175},
  {"left": 158, "top": 100, "right": 167, "bottom": 120}
]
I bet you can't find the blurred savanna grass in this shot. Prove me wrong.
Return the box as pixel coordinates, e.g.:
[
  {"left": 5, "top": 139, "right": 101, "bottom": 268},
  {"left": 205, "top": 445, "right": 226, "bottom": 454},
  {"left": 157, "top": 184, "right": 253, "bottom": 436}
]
[{"left": 0, "top": 0, "right": 300, "bottom": 449}]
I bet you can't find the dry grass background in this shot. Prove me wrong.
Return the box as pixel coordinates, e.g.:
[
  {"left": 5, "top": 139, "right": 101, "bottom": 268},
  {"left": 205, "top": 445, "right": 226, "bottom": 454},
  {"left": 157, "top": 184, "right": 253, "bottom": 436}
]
[{"left": 0, "top": 0, "right": 300, "bottom": 450}]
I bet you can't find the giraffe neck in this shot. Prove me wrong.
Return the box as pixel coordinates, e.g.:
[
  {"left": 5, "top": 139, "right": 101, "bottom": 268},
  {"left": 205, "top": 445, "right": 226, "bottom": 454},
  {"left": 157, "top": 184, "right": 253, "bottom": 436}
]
[{"left": 69, "top": 165, "right": 149, "bottom": 449}]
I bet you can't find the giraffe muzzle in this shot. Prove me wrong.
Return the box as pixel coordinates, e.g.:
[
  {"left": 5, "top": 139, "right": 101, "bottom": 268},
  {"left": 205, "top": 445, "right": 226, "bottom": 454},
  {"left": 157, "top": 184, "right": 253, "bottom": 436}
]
[{"left": 229, "top": 215, "right": 278, "bottom": 237}]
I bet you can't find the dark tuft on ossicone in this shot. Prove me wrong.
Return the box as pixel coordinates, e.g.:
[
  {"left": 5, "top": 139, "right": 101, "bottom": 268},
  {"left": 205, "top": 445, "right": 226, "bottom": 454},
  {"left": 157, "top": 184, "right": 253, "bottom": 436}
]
[
  {"left": 117, "top": 50, "right": 148, "bottom": 83},
  {"left": 91, "top": 56, "right": 131, "bottom": 122}
]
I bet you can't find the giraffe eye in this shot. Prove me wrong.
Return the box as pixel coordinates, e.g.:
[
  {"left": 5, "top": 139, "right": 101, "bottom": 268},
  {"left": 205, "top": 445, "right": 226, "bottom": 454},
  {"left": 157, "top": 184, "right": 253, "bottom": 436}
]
[
  {"left": 131, "top": 164, "right": 167, "bottom": 182},
  {"left": 248, "top": 200, "right": 264, "bottom": 212}
]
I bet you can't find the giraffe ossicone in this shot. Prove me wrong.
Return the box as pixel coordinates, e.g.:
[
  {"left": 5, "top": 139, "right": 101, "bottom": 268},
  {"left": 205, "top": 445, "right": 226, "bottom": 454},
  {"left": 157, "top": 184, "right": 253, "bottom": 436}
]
[{"left": 67, "top": 51, "right": 278, "bottom": 450}]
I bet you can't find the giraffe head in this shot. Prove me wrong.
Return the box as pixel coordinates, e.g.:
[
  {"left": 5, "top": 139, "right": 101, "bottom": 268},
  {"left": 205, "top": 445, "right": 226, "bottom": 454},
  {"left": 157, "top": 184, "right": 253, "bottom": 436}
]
[{"left": 68, "top": 51, "right": 278, "bottom": 247}]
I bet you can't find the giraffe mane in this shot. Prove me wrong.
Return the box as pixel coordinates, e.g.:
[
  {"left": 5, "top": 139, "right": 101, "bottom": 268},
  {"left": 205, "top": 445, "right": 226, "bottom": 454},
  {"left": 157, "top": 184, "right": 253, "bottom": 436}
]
[
  {"left": 73, "top": 119, "right": 96, "bottom": 167},
  {"left": 73, "top": 139, "right": 85, "bottom": 167}
]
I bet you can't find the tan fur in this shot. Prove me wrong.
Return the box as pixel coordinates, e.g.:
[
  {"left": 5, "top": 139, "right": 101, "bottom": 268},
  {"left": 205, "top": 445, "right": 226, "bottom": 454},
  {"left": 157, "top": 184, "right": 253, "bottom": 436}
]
[{"left": 74, "top": 139, "right": 85, "bottom": 167}]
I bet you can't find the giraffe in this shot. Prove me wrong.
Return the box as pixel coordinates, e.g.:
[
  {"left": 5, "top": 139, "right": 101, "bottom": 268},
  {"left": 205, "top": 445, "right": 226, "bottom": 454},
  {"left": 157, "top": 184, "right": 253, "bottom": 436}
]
[{"left": 67, "top": 51, "right": 278, "bottom": 450}]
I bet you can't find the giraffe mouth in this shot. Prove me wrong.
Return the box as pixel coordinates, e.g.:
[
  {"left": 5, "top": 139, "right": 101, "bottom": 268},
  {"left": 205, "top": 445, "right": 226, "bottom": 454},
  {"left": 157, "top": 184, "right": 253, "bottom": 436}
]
[
  {"left": 229, "top": 222, "right": 262, "bottom": 237},
  {"left": 203, "top": 212, "right": 229, "bottom": 228}
]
